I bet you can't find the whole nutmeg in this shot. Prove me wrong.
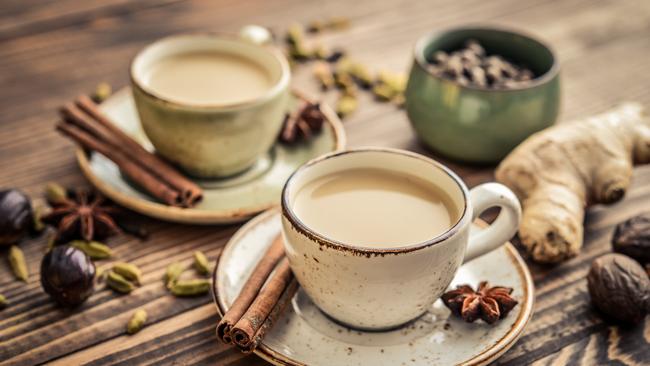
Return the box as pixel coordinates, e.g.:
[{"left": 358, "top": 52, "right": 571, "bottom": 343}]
[
  {"left": 0, "top": 189, "right": 33, "bottom": 246},
  {"left": 612, "top": 213, "right": 650, "bottom": 264},
  {"left": 587, "top": 253, "right": 650, "bottom": 324},
  {"left": 41, "top": 245, "right": 96, "bottom": 307}
]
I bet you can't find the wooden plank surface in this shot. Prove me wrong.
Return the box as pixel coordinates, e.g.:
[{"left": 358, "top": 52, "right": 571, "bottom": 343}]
[{"left": 1, "top": 0, "right": 649, "bottom": 364}]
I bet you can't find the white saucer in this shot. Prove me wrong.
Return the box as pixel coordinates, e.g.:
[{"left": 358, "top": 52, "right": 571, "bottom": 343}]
[{"left": 213, "top": 208, "right": 534, "bottom": 366}]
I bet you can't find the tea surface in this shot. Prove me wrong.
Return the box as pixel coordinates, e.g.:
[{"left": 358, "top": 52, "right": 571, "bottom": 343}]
[
  {"left": 145, "top": 51, "right": 272, "bottom": 105},
  {"left": 293, "top": 168, "right": 459, "bottom": 248}
]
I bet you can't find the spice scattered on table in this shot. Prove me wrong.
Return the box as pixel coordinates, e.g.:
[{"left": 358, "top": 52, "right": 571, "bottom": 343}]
[
  {"left": 164, "top": 262, "right": 185, "bottom": 289},
  {"left": 496, "top": 103, "right": 650, "bottom": 263},
  {"left": 282, "top": 19, "right": 406, "bottom": 120},
  {"left": 426, "top": 39, "right": 535, "bottom": 89},
  {"left": 8, "top": 245, "right": 28, "bottom": 282},
  {"left": 0, "top": 294, "right": 6, "bottom": 310},
  {"left": 41, "top": 245, "right": 96, "bottom": 307},
  {"left": 70, "top": 240, "right": 113, "bottom": 260},
  {"left": 127, "top": 309, "right": 147, "bottom": 334},
  {"left": 193, "top": 251, "right": 211, "bottom": 275},
  {"left": 112, "top": 262, "right": 142, "bottom": 285},
  {"left": 169, "top": 278, "right": 211, "bottom": 297},
  {"left": 0, "top": 189, "right": 34, "bottom": 246},
  {"left": 279, "top": 99, "right": 326, "bottom": 144},
  {"left": 92, "top": 82, "right": 112, "bottom": 103},
  {"left": 587, "top": 253, "right": 649, "bottom": 324},
  {"left": 106, "top": 270, "right": 137, "bottom": 294},
  {"left": 612, "top": 213, "right": 650, "bottom": 264},
  {"left": 441, "top": 281, "right": 518, "bottom": 324}
]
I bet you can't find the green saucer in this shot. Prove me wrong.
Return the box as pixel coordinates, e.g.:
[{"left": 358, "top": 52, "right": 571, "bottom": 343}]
[{"left": 76, "top": 88, "right": 346, "bottom": 224}]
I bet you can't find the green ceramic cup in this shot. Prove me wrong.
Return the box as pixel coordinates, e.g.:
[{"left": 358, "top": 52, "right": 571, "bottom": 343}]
[
  {"left": 131, "top": 34, "right": 291, "bottom": 178},
  {"left": 405, "top": 27, "right": 560, "bottom": 164}
]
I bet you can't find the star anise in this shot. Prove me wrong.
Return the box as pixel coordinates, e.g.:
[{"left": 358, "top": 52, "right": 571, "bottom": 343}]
[
  {"left": 42, "top": 189, "right": 122, "bottom": 244},
  {"left": 279, "top": 100, "right": 326, "bottom": 144},
  {"left": 441, "top": 281, "right": 518, "bottom": 324}
]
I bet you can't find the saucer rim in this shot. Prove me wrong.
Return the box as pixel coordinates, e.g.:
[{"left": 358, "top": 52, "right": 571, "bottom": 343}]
[
  {"left": 212, "top": 208, "right": 535, "bottom": 366},
  {"left": 75, "top": 88, "right": 347, "bottom": 224}
]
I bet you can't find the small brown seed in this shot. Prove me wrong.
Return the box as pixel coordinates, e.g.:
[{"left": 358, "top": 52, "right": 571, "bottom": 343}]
[
  {"left": 432, "top": 51, "right": 448, "bottom": 65},
  {"left": 127, "top": 309, "right": 147, "bottom": 334},
  {"left": 9, "top": 245, "right": 28, "bottom": 282},
  {"left": 106, "top": 271, "right": 135, "bottom": 293},
  {"left": 170, "top": 279, "right": 210, "bottom": 297},
  {"left": 465, "top": 39, "right": 485, "bottom": 56},
  {"left": 193, "top": 251, "right": 210, "bottom": 275},
  {"left": 113, "top": 262, "right": 142, "bottom": 285}
]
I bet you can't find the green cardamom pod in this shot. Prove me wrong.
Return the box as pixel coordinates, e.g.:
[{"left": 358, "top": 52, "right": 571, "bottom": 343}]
[
  {"left": 106, "top": 271, "right": 135, "bottom": 293},
  {"left": 127, "top": 309, "right": 147, "bottom": 334},
  {"left": 372, "top": 83, "right": 397, "bottom": 102},
  {"left": 193, "top": 251, "right": 210, "bottom": 275},
  {"left": 113, "top": 262, "right": 142, "bottom": 285},
  {"left": 349, "top": 63, "right": 374, "bottom": 88},
  {"left": 44, "top": 182, "right": 68, "bottom": 205},
  {"left": 70, "top": 240, "right": 112, "bottom": 260},
  {"left": 336, "top": 95, "right": 358, "bottom": 118},
  {"left": 0, "top": 294, "right": 7, "bottom": 309},
  {"left": 9, "top": 246, "right": 28, "bottom": 282},
  {"left": 93, "top": 82, "right": 112, "bottom": 103},
  {"left": 170, "top": 279, "right": 210, "bottom": 297},
  {"left": 31, "top": 205, "right": 46, "bottom": 234},
  {"left": 164, "top": 262, "right": 185, "bottom": 289}
]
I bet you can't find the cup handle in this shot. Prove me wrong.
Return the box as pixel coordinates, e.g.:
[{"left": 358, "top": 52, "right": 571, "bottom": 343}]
[
  {"left": 463, "top": 183, "right": 522, "bottom": 263},
  {"left": 239, "top": 25, "right": 273, "bottom": 46}
]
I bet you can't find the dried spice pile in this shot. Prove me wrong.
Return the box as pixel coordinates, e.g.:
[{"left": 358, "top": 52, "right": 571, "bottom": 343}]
[
  {"left": 427, "top": 39, "right": 535, "bottom": 89},
  {"left": 0, "top": 180, "right": 215, "bottom": 336},
  {"left": 282, "top": 18, "right": 406, "bottom": 120}
]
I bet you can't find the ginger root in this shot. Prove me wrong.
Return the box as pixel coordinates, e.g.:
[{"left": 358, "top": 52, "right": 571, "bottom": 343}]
[{"left": 496, "top": 103, "right": 650, "bottom": 263}]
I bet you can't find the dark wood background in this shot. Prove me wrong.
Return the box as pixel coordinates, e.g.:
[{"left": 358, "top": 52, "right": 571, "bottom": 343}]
[{"left": 1, "top": 0, "right": 649, "bottom": 365}]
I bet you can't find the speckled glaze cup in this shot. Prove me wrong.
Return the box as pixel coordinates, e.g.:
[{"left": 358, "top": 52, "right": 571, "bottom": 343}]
[
  {"left": 130, "top": 34, "right": 290, "bottom": 178},
  {"left": 405, "top": 27, "right": 560, "bottom": 163},
  {"left": 281, "top": 148, "right": 522, "bottom": 330}
]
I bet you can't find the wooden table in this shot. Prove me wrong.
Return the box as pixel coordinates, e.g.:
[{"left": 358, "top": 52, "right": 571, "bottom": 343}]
[{"left": 1, "top": 0, "right": 649, "bottom": 365}]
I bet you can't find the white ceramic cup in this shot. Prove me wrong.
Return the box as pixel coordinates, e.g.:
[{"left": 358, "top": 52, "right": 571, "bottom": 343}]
[
  {"left": 130, "top": 33, "right": 291, "bottom": 178},
  {"left": 281, "top": 147, "right": 522, "bottom": 330}
]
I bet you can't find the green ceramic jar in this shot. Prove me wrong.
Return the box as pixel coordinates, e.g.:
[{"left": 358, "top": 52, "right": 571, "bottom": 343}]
[{"left": 405, "top": 27, "right": 560, "bottom": 164}]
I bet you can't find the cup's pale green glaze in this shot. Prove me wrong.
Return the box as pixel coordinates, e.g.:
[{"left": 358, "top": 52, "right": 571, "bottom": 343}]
[
  {"left": 131, "top": 34, "right": 291, "bottom": 178},
  {"left": 405, "top": 27, "right": 560, "bottom": 164}
]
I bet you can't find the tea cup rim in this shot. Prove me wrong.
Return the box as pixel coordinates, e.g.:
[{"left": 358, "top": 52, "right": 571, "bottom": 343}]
[
  {"left": 130, "top": 32, "right": 291, "bottom": 111},
  {"left": 413, "top": 25, "right": 560, "bottom": 93},
  {"left": 280, "top": 147, "right": 471, "bottom": 255}
]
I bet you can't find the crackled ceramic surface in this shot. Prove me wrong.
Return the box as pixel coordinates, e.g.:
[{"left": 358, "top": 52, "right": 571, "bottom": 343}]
[
  {"left": 214, "top": 209, "right": 534, "bottom": 366},
  {"left": 75, "top": 88, "right": 345, "bottom": 224}
]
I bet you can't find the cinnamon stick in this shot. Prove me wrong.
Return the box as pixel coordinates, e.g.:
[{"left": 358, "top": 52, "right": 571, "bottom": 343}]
[
  {"left": 238, "top": 278, "right": 298, "bottom": 354},
  {"left": 73, "top": 95, "right": 203, "bottom": 206},
  {"left": 216, "top": 235, "right": 285, "bottom": 344},
  {"left": 231, "top": 257, "right": 294, "bottom": 348},
  {"left": 56, "top": 122, "right": 183, "bottom": 206}
]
